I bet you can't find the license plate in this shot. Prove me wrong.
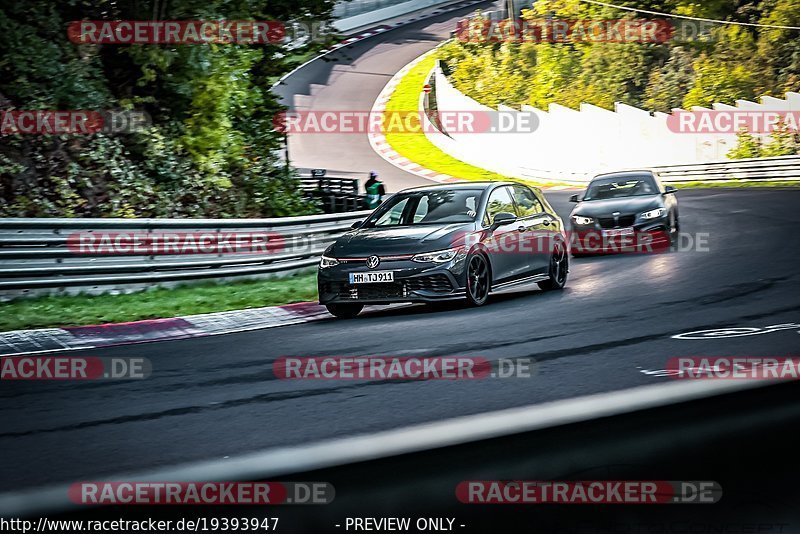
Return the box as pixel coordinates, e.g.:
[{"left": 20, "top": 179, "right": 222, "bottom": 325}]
[
  {"left": 349, "top": 271, "right": 395, "bottom": 284},
  {"left": 602, "top": 227, "right": 634, "bottom": 237}
]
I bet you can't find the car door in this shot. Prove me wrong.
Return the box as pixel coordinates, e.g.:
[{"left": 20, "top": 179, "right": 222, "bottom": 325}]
[
  {"left": 482, "top": 185, "right": 527, "bottom": 283},
  {"left": 511, "top": 185, "right": 554, "bottom": 275}
]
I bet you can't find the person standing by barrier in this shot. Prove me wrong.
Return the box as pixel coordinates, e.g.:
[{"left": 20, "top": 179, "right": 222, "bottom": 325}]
[{"left": 364, "top": 171, "right": 386, "bottom": 209}]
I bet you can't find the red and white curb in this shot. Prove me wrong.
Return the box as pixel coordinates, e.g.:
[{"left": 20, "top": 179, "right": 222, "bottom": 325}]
[
  {"left": 0, "top": 302, "right": 333, "bottom": 357},
  {"left": 368, "top": 48, "right": 461, "bottom": 185}
]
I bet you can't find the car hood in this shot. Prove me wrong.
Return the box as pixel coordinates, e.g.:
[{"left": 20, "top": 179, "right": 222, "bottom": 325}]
[
  {"left": 330, "top": 223, "right": 475, "bottom": 257},
  {"left": 571, "top": 195, "right": 663, "bottom": 217}
]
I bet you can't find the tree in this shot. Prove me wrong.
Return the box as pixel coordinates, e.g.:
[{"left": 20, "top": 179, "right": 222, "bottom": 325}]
[
  {"left": 761, "top": 120, "right": 799, "bottom": 157},
  {"left": 644, "top": 47, "right": 696, "bottom": 112},
  {"left": 727, "top": 129, "right": 762, "bottom": 159},
  {"left": 0, "top": 0, "right": 332, "bottom": 217}
]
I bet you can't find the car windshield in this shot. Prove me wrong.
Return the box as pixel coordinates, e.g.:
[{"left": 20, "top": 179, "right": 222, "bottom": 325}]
[
  {"left": 364, "top": 189, "right": 481, "bottom": 227},
  {"left": 583, "top": 174, "right": 659, "bottom": 200}
]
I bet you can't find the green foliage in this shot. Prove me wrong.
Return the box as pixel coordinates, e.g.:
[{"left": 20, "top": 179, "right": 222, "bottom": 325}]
[
  {"left": 727, "top": 123, "right": 799, "bottom": 159},
  {"left": 644, "top": 47, "right": 696, "bottom": 112},
  {"left": 761, "top": 120, "right": 799, "bottom": 157},
  {"left": 0, "top": 0, "right": 332, "bottom": 217},
  {"left": 727, "top": 129, "right": 762, "bottom": 159},
  {"left": 682, "top": 25, "right": 759, "bottom": 108},
  {"left": 756, "top": 0, "right": 800, "bottom": 95},
  {"left": 437, "top": 0, "right": 798, "bottom": 116}
]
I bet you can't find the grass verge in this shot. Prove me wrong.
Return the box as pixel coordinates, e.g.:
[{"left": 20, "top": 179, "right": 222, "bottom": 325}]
[
  {"left": 0, "top": 272, "right": 318, "bottom": 332},
  {"left": 382, "top": 55, "right": 569, "bottom": 189}
]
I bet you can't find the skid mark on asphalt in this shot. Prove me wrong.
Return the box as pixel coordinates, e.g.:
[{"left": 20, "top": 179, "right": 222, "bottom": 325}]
[
  {"left": 657, "top": 276, "right": 794, "bottom": 307},
  {"left": 0, "top": 378, "right": 434, "bottom": 439}
]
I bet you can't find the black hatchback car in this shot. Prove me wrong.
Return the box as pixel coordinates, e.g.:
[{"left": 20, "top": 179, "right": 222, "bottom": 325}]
[{"left": 318, "top": 182, "right": 568, "bottom": 318}]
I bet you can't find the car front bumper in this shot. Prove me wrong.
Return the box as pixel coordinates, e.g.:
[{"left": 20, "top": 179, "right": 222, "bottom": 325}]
[
  {"left": 317, "top": 257, "right": 468, "bottom": 305},
  {"left": 569, "top": 219, "right": 671, "bottom": 254}
]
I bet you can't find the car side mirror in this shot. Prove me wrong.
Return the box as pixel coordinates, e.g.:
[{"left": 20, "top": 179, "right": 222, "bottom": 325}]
[
  {"left": 663, "top": 186, "right": 677, "bottom": 194},
  {"left": 492, "top": 212, "right": 517, "bottom": 228},
  {"left": 569, "top": 194, "right": 580, "bottom": 203},
  {"left": 350, "top": 220, "right": 363, "bottom": 229}
]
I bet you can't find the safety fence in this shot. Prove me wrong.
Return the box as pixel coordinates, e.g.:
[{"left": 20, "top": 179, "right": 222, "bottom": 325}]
[{"left": 0, "top": 211, "right": 371, "bottom": 299}]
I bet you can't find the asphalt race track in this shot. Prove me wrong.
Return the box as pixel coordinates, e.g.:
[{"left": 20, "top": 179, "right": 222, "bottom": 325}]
[
  {"left": 2, "top": 188, "right": 799, "bottom": 490},
  {"left": 272, "top": 0, "right": 502, "bottom": 191}
]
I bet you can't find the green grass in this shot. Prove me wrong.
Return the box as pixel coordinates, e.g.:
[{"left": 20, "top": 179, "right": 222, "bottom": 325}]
[
  {"left": 382, "top": 55, "right": 569, "bottom": 189},
  {"left": 0, "top": 272, "right": 318, "bottom": 332}
]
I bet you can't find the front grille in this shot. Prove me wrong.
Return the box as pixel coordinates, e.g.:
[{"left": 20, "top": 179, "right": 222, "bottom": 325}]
[
  {"left": 406, "top": 274, "right": 453, "bottom": 293},
  {"left": 598, "top": 215, "right": 636, "bottom": 229},
  {"left": 325, "top": 282, "right": 405, "bottom": 300}
]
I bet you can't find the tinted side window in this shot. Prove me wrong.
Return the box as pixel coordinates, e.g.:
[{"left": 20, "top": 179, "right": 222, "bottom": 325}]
[
  {"left": 512, "top": 185, "right": 544, "bottom": 217},
  {"left": 484, "top": 186, "right": 516, "bottom": 225}
]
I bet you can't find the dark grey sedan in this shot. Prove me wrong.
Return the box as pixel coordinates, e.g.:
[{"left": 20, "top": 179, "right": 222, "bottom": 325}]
[{"left": 568, "top": 170, "right": 679, "bottom": 256}]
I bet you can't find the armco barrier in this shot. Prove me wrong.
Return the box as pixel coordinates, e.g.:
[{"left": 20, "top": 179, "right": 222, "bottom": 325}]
[
  {"left": 0, "top": 211, "right": 371, "bottom": 300},
  {"left": 652, "top": 155, "right": 800, "bottom": 183},
  {"left": 514, "top": 155, "right": 800, "bottom": 184}
]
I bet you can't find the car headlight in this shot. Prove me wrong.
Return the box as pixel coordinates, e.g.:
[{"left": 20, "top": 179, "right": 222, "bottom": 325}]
[
  {"left": 640, "top": 208, "right": 666, "bottom": 220},
  {"left": 572, "top": 215, "right": 594, "bottom": 226},
  {"left": 412, "top": 248, "right": 460, "bottom": 263},
  {"left": 319, "top": 255, "right": 339, "bottom": 268}
]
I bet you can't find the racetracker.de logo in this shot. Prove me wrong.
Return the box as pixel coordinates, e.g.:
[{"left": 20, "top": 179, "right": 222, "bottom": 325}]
[
  {"left": 272, "top": 110, "right": 538, "bottom": 134},
  {"left": 0, "top": 357, "right": 151, "bottom": 380},
  {"left": 667, "top": 357, "right": 800, "bottom": 379},
  {"left": 667, "top": 111, "right": 800, "bottom": 134},
  {"left": 1, "top": 110, "right": 150, "bottom": 135},
  {"left": 274, "top": 356, "right": 536, "bottom": 380},
  {"left": 68, "top": 482, "right": 334, "bottom": 505},
  {"left": 455, "top": 18, "right": 674, "bottom": 43},
  {"left": 67, "top": 20, "right": 285, "bottom": 44},
  {"left": 67, "top": 231, "right": 286, "bottom": 255},
  {"left": 456, "top": 481, "right": 722, "bottom": 504}
]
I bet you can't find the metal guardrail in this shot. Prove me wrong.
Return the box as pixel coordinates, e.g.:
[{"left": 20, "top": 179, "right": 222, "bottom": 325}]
[
  {"left": 0, "top": 211, "right": 372, "bottom": 300},
  {"left": 652, "top": 154, "right": 800, "bottom": 183},
  {"left": 3, "top": 156, "right": 796, "bottom": 299},
  {"left": 519, "top": 155, "right": 800, "bottom": 185}
]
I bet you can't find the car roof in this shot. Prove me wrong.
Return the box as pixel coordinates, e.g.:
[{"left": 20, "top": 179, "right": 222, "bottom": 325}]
[
  {"left": 397, "top": 181, "right": 515, "bottom": 193},
  {"left": 591, "top": 170, "right": 656, "bottom": 180}
]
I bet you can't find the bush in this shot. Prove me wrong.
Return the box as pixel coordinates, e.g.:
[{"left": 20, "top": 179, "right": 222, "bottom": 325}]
[{"left": 0, "top": 0, "right": 333, "bottom": 218}]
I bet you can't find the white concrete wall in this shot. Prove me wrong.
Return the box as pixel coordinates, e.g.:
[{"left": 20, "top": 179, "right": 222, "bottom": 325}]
[{"left": 425, "top": 64, "right": 800, "bottom": 183}]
